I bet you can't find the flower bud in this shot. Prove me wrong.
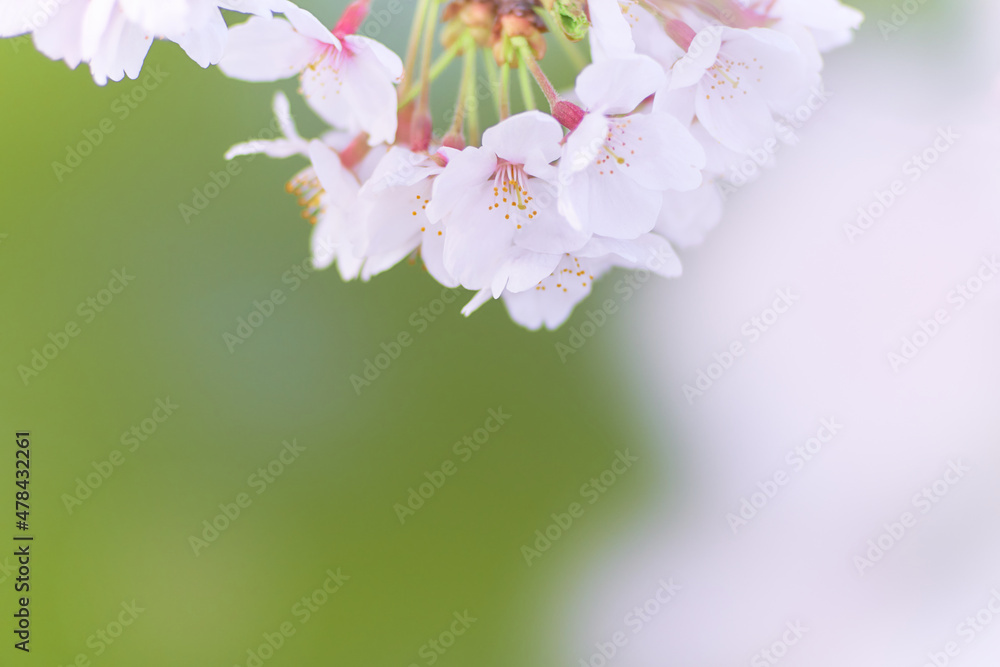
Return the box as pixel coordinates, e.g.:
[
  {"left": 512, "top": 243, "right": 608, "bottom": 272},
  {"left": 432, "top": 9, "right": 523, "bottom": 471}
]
[
  {"left": 545, "top": 0, "right": 588, "bottom": 42},
  {"left": 410, "top": 115, "right": 434, "bottom": 153},
  {"left": 442, "top": 1, "right": 496, "bottom": 49},
  {"left": 441, "top": 131, "right": 466, "bottom": 150},
  {"left": 492, "top": 0, "right": 548, "bottom": 65},
  {"left": 553, "top": 100, "right": 584, "bottom": 130}
]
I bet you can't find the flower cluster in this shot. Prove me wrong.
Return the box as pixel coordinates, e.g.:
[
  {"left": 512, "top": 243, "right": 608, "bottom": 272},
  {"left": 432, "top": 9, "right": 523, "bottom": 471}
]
[
  {"left": 1, "top": 0, "right": 289, "bottom": 84},
  {"left": 5, "top": 0, "right": 862, "bottom": 329}
]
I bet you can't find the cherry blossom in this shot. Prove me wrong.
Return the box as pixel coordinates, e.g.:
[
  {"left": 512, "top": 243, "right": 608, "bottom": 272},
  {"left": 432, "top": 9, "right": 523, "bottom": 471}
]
[
  {"left": 662, "top": 25, "right": 811, "bottom": 152},
  {"left": 492, "top": 234, "right": 683, "bottom": 330},
  {"left": 426, "top": 111, "right": 589, "bottom": 292},
  {"left": 0, "top": 0, "right": 285, "bottom": 84},
  {"left": 0, "top": 0, "right": 864, "bottom": 330},
  {"left": 558, "top": 55, "right": 706, "bottom": 238},
  {"left": 219, "top": 0, "right": 403, "bottom": 145},
  {"left": 354, "top": 146, "right": 454, "bottom": 286}
]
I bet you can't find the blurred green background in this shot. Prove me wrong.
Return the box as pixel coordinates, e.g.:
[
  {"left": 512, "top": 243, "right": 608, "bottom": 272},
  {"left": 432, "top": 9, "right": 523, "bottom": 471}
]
[
  {"left": 0, "top": 0, "right": 905, "bottom": 664},
  {"left": 0, "top": 3, "right": 653, "bottom": 665}
]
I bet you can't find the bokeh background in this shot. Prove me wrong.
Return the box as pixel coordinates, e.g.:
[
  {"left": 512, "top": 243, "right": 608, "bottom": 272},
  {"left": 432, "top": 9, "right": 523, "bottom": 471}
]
[{"left": 1, "top": 0, "right": 996, "bottom": 665}]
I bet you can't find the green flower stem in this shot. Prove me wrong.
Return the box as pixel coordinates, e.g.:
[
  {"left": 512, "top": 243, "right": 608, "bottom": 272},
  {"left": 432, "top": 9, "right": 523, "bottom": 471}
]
[
  {"left": 482, "top": 51, "right": 502, "bottom": 118},
  {"left": 535, "top": 6, "right": 588, "bottom": 70},
  {"left": 414, "top": 0, "right": 440, "bottom": 119},
  {"left": 463, "top": 37, "right": 480, "bottom": 144},
  {"left": 517, "top": 58, "right": 537, "bottom": 111},
  {"left": 400, "top": 0, "right": 430, "bottom": 97},
  {"left": 398, "top": 37, "right": 462, "bottom": 110},
  {"left": 499, "top": 61, "right": 511, "bottom": 120},
  {"left": 513, "top": 38, "right": 560, "bottom": 112}
]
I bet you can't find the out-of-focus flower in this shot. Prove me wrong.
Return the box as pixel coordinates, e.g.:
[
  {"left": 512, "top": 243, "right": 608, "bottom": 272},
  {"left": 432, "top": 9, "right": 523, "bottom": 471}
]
[
  {"left": 586, "top": 0, "right": 635, "bottom": 60},
  {"left": 745, "top": 0, "right": 865, "bottom": 51},
  {"left": 0, "top": 0, "right": 285, "bottom": 84}
]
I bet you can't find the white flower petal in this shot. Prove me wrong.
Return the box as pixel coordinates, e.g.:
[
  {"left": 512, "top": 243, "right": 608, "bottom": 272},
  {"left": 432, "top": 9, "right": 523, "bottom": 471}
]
[
  {"left": 360, "top": 242, "right": 418, "bottom": 281},
  {"left": 481, "top": 111, "right": 563, "bottom": 172},
  {"left": 310, "top": 213, "right": 339, "bottom": 270},
  {"left": 490, "top": 248, "right": 562, "bottom": 297},
  {"left": 500, "top": 253, "right": 608, "bottom": 330},
  {"left": 272, "top": 91, "right": 301, "bottom": 143},
  {"left": 419, "top": 228, "right": 458, "bottom": 288},
  {"left": 362, "top": 146, "right": 441, "bottom": 193},
  {"left": 512, "top": 178, "right": 589, "bottom": 254},
  {"left": 695, "top": 76, "right": 777, "bottom": 152},
  {"left": 170, "top": 11, "right": 228, "bottom": 68},
  {"left": 461, "top": 288, "right": 493, "bottom": 318},
  {"left": 301, "top": 42, "right": 399, "bottom": 145},
  {"left": 307, "top": 140, "right": 355, "bottom": 195},
  {"left": 441, "top": 183, "right": 516, "bottom": 290},
  {"left": 87, "top": 11, "right": 152, "bottom": 84},
  {"left": 558, "top": 112, "right": 609, "bottom": 231},
  {"left": 225, "top": 139, "right": 302, "bottom": 160},
  {"left": 31, "top": 0, "right": 89, "bottom": 70},
  {"left": 587, "top": 0, "right": 635, "bottom": 61},
  {"left": 426, "top": 147, "right": 497, "bottom": 224},
  {"left": 345, "top": 34, "right": 402, "bottom": 82},
  {"left": 577, "top": 233, "right": 681, "bottom": 278},
  {"left": 581, "top": 168, "right": 663, "bottom": 239},
  {"left": 81, "top": 0, "right": 115, "bottom": 60},
  {"left": 653, "top": 77, "right": 696, "bottom": 124},
  {"left": 726, "top": 28, "right": 809, "bottom": 109},
  {"left": 117, "top": 0, "right": 190, "bottom": 36},
  {"left": 360, "top": 187, "right": 425, "bottom": 257},
  {"left": 281, "top": 1, "right": 339, "bottom": 46},
  {"left": 616, "top": 113, "right": 705, "bottom": 192},
  {"left": 0, "top": 0, "right": 58, "bottom": 37},
  {"left": 656, "top": 182, "right": 725, "bottom": 248},
  {"left": 773, "top": 0, "right": 863, "bottom": 51},
  {"left": 220, "top": 0, "right": 291, "bottom": 17},
  {"left": 575, "top": 55, "right": 665, "bottom": 114},
  {"left": 218, "top": 15, "right": 318, "bottom": 81},
  {"left": 626, "top": 0, "right": 684, "bottom": 66},
  {"left": 670, "top": 25, "right": 722, "bottom": 90}
]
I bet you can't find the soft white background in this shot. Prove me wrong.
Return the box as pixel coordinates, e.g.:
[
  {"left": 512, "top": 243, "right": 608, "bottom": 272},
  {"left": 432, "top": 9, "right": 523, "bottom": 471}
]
[{"left": 569, "top": 1, "right": 1000, "bottom": 665}]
